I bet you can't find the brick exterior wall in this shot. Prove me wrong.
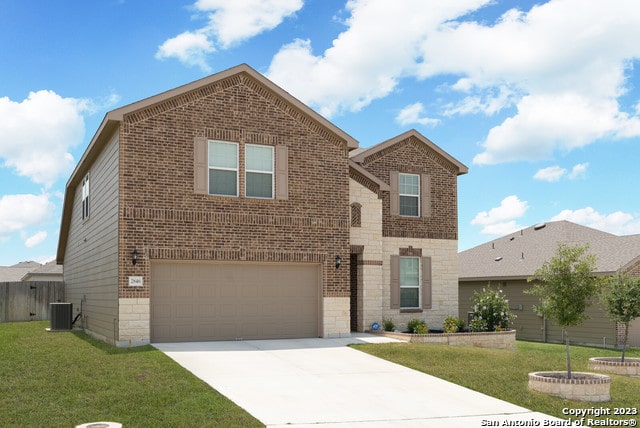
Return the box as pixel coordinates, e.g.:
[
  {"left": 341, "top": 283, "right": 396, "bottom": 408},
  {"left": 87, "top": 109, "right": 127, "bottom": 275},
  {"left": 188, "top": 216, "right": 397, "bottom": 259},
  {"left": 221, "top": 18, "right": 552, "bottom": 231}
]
[
  {"left": 117, "top": 72, "right": 350, "bottom": 301},
  {"left": 356, "top": 135, "right": 459, "bottom": 240}
]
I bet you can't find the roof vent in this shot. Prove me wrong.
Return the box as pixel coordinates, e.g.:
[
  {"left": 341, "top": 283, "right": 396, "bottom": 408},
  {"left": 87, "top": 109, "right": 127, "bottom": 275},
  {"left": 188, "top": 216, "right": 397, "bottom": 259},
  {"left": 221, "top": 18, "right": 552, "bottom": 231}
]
[
  {"left": 495, "top": 256, "right": 503, "bottom": 262},
  {"left": 534, "top": 223, "right": 546, "bottom": 231}
]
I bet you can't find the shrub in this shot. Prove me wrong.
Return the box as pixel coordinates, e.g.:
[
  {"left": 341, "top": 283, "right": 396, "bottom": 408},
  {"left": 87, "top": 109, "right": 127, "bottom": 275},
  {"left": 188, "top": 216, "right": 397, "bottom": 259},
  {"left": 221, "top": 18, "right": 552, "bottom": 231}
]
[
  {"left": 443, "top": 316, "right": 464, "bottom": 333},
  {"left": 468, "top": 317, "right": 488, "bottom": 332},
  {"left": 407, "top": 318, "right": 428, "bottom": 334},
  {"left": 470, "top": 284, "right": 515, "bottom": 332},
  {"left": 382, "top": 317, "right": 395, "bottom": 332}
]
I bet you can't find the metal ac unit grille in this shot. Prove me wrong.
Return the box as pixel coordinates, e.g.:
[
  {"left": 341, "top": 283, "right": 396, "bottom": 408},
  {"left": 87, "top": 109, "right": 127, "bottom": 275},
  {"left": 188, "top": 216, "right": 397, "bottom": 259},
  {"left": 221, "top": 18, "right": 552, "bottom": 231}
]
[{"left": 50, "top": 303, "right": 72, "bottom": 331}]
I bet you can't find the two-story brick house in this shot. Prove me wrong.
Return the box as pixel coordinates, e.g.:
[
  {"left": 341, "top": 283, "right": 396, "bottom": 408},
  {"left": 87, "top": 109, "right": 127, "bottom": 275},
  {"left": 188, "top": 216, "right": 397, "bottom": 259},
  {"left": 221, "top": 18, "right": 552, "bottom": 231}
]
[{"left": 57, "top": 64, "right": 467, "bottom": 346}]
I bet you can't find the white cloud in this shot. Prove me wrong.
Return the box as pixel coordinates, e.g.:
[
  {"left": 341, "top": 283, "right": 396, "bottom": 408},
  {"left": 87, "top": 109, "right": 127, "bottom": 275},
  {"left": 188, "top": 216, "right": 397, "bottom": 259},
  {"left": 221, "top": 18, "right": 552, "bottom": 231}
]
[
  {"left": 157, "top": 0, "right": 303, "bottom": 71},
  {"left": 0, "top": 194, "right": 54, "bottom": 236},
  {"left": 0, "top": 90, "right": 86, "bottom": 187},
  {"left": 395, "top": 102, "right": 440, "bottom": 127},
  {"left": 156, "top": 31, "right": 215, "bottom": 72},
  {"left": 534, "top": 165, "right": 566, "bottom": 182},
  {"left": 197, "top": 0, "right": 303, "bottom": 48},
  {"left": 551, "top": 207, "right": 640, "bottom": 235},
  {"left": 263, "top": 0, "right": 640, "bottom": 159},
  {"left": 23, "top": 231, "right": 47, "bottom": 248},
  {"left": 568, "top": 162, "right": 589, "bottom": 180},
  {"left": 471, "top": 195, "right": 528, "bottom": 235},
  {"left": 534, "top": 162, "right": 589, "bottom": 182},
  {"left": 267, "top": 0, "right": 491, "bottom": 117}
]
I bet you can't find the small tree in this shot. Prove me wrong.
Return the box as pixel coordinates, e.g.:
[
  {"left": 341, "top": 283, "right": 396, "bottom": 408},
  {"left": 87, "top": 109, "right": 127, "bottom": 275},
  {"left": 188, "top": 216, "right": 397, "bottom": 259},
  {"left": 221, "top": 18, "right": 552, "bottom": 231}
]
[
  {"left": 601, "top": 272, "right": 640, "bottom": 362},
  {"left": 526, "top": 243, "right": 600, "bottom": 379}
]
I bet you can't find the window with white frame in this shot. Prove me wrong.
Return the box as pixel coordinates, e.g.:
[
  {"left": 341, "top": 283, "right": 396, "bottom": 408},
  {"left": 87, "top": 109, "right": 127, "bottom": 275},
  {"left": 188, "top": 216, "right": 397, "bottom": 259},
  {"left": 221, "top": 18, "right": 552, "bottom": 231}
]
[
  {"left": 400, "top": 257, "right": 420, "bottom": 308},
  {"left": 245, "top": 144, "right": 274, "bottom": 198},
  {"left": 208, "top": 141, "right": 238, "bottom": 196},
  {"left": 81, "top": 174, "right": 90, "bottom": 220},
  {"left": 399, "top": 173, "right": 419, "bottom": 217}
]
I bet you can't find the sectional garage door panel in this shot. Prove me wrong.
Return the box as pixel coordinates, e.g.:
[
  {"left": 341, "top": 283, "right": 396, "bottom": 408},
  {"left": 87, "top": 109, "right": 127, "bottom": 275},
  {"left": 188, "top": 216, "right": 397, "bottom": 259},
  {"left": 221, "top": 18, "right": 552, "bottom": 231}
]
[{"left": 151, "top": 262, "right": 320, "bottom": 342}]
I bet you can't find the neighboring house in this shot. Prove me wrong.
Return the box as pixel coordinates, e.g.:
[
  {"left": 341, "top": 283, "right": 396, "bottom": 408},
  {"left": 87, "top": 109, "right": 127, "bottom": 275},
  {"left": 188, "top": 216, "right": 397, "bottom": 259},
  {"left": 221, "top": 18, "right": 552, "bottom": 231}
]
[
  {"left": 0, "top": 261, "right": 42, "bottom": 282},
  {"left": 21, "top": 261, "right": 63, "bottom": 282},
  {"left": 459, "top": 221, "right": 640, "bottom": 347},
  {"left": 56, "top": 64, "right": 467, "bottom": 346}
]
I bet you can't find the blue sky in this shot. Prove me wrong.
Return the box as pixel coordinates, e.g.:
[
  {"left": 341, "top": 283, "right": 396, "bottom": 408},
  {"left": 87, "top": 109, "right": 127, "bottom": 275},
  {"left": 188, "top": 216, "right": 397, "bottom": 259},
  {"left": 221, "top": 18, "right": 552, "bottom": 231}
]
[{"left": 1, "top": 0, "right": 640, "bottom": 266}]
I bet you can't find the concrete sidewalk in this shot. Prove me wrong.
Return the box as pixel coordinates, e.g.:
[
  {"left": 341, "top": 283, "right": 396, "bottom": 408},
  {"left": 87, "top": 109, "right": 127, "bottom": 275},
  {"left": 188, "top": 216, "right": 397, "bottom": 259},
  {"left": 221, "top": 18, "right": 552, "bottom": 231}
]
[{"left": 154, "top": 334, "right": 564, "bottom": 427}]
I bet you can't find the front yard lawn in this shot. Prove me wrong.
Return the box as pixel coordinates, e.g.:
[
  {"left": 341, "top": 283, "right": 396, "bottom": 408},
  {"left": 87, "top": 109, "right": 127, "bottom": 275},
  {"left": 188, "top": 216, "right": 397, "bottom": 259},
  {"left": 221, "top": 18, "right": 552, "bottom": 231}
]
[
  {"left": 0, "top": 321, "right": 262, "bottom": 427},
  {"left": 353, "top": 340, "right": 640, "bottom": 423}
]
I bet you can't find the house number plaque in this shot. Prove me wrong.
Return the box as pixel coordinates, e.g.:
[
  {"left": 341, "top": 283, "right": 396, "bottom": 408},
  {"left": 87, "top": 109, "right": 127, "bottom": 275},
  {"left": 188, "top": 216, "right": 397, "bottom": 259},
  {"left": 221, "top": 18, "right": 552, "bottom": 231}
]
[{"left": 128, "top": 276, "right": 144, "bottom": 287}]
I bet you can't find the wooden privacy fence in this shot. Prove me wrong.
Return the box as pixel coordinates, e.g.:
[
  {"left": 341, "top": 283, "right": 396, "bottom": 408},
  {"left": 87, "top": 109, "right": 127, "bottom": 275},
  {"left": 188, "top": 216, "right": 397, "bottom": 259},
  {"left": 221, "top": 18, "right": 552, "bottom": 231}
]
[{"left": 0, "top": 281, "right": 64, "bottom": 322}]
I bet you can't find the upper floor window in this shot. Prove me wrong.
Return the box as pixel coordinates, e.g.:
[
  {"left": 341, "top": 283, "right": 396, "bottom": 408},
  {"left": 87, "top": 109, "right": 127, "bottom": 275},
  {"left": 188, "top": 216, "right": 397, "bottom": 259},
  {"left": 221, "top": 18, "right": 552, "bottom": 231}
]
[
  {"left": 245, "top": 144, "right": 274, "bottom": 199},
  {"left": 81, "top": 174, "right": 90, "bottom": 220},
  {"left": 399, "top": 173, "right": 419, "bottom": 217},
  {"left": 208, "top": 141, "right": 239, "bottom": 196}
]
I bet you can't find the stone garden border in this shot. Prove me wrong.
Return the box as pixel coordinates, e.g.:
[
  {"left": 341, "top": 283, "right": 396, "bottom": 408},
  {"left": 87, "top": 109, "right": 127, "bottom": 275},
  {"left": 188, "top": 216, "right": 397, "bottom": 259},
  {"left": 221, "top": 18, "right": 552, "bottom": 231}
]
[
  {"left": 528, "top": 371, "right": 611, "bottom": 402},
  {"left": 588, "top": 357, "right": 640, "bottom": 377},
  {"left": 369, "top": 330, "right": 516, "bottom": 351}
]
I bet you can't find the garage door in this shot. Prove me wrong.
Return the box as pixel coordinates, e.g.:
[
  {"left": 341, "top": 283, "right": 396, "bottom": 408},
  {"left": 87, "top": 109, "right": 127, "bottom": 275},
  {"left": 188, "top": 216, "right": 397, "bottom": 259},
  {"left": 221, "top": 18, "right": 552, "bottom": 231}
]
[{"left": 151, "top": 261, "right": 320, "bottom": 342}]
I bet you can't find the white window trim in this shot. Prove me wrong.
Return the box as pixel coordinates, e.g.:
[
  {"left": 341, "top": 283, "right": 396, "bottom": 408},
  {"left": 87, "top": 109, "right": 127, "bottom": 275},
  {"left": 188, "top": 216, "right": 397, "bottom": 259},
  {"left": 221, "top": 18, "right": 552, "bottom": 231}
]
[
  {"left": 399, "top": 173, "right": 420, "bottom": 217},
  {"left": 245, "top": 144, "right": 274, "bottom": 199},
  {"left": 81, "top": 173, "right": 90, "bottom": 221},
  {"left": 400, "top": 256, "right": 421, "bottom": 309},
  {"left": 208, "top": 141, "right": 239, "bottom": 197}
]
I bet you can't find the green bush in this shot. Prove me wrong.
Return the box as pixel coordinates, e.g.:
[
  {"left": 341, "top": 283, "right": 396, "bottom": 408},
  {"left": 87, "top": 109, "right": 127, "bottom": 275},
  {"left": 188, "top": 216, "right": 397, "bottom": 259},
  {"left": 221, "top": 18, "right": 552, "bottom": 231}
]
[
  {"left": 443, "top": 316, "right": 464, "bottom": 333},
  {"left": 407, "top": 318, "right": 428, "bottom": 334},
  {"left": 470, "top": 284, "right": 515, "bottom": 332},
  {"left": 382, "top": 317, "right": 395, "bottom": 332}
]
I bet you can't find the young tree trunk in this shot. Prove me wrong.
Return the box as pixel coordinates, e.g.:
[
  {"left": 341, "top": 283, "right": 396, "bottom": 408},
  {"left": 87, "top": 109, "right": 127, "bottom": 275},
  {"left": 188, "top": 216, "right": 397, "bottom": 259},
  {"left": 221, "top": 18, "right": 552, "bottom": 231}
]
[
  {"left": 564, "top": 328, "right": 572, "bottom": 379},
  {"left": 622, "top": 322, "right": 629, "bottom": 363}
]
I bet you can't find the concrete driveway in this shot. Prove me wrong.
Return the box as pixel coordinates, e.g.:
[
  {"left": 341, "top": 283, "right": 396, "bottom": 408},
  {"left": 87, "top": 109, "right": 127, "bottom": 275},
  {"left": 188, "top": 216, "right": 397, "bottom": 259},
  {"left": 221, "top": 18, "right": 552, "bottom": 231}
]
[{"left": 154, "top": 334, "right": 563, "bottom": 427}]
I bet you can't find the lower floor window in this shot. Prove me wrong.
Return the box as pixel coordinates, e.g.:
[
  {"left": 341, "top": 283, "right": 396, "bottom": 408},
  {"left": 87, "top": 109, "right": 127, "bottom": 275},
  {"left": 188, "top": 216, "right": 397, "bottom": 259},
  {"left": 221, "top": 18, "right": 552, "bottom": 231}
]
[{"left": 400, "top": 257, "right": 420, "bottom": 308}]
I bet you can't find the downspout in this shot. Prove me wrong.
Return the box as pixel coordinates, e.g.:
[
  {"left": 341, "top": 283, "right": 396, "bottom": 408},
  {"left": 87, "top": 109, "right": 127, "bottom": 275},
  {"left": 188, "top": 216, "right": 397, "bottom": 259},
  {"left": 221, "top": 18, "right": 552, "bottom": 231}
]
[{"left": 542, "top": 315, "right": 547, "bottom": 343}]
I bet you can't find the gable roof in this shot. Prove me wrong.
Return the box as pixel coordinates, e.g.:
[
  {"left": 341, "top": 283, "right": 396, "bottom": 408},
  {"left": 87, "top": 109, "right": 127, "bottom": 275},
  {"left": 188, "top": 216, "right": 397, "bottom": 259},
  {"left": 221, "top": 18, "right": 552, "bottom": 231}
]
[
  {"left": 459, "top": 220, "right": 640, "bottom": 281},
  {"left": 0, "top": 261, "right": 43, "bottom": 282},
  {"left": 350, "top": 129, "right": 468, "bottom": 176},
  {"left": 21, "top": 261, "right": 63, "bottom": 281},
  {"left": 57, "top": 64, "right": 359, "bottom": 263}
]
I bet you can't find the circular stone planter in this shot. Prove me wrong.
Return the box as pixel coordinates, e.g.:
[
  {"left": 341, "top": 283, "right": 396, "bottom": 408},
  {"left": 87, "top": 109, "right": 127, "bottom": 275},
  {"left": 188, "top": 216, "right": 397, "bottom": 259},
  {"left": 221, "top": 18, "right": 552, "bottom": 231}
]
[
  {"left": 528, "top": 371, "right": 611, "bottom": 402},
  {"left": 588, "top": 357, "right": 640, "bottom": 377}
]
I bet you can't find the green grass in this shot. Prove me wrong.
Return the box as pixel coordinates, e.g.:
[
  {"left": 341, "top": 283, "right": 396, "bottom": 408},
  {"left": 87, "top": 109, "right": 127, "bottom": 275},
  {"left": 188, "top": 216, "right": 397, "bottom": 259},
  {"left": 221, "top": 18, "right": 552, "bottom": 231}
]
[
  {"left": 353, "top": 340, "right": 640, "bottom": 423},
  {"left": 0, "top": 321, "right": 262, "bottom": 427}
]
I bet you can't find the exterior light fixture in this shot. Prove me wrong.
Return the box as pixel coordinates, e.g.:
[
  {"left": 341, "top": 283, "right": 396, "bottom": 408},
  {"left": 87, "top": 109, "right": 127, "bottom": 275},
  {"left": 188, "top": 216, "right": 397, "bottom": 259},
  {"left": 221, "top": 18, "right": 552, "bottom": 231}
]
[
  {"left": 131, "top": 249, "right": 138, "bottom": 266},
  {"left": 335, "top": 255, "right": 342, "bottom": 269}
]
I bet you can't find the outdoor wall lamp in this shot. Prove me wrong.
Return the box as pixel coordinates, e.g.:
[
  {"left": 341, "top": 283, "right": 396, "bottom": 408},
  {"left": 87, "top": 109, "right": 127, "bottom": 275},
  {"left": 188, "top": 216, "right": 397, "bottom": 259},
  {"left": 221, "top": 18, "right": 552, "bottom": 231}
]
[
  {"left": 335, "top": 255, "right": 342, "bottom": 269},
  {"left": 131, "top": 249, "right": 138, "bottom": 266}
]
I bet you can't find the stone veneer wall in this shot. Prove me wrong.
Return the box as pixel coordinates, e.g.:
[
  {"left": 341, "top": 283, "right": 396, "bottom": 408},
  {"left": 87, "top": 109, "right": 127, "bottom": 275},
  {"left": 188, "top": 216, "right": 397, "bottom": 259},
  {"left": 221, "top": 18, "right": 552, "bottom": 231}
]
[
  {"left": 349, "top": 180, "right": 384, "bottom": 332},
  {"left": 323, "top": 297, "right": 351, "bottom": 337},
  {"left": 382, "top": 237, "right": 458, "bottom": 330},
  {"left": 118, "top": 298, "right": 150, "bottom": 347}
]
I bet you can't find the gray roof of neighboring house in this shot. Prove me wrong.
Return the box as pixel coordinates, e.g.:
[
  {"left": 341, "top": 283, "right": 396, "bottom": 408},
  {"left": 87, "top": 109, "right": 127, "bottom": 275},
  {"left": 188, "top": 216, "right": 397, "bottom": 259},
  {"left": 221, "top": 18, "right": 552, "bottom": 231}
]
[
  {"left": 459, "top": 220, "right": 640, "bottom": 281},
  {"left": 20, "top": 261, "right": 63, "bottom": 280},
  {"left": 0, "top": 261, "right": 44, "bottom": 282}
]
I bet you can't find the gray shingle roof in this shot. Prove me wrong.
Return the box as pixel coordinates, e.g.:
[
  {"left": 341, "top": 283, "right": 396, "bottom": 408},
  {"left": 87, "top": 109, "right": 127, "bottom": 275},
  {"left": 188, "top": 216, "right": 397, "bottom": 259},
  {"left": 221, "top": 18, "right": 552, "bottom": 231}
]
[
  {"left": 0, "top": 261, "right": 43, "bottom": 282},
  {"left": 459, "top": 221, "right": 640, "bottom": 280}
]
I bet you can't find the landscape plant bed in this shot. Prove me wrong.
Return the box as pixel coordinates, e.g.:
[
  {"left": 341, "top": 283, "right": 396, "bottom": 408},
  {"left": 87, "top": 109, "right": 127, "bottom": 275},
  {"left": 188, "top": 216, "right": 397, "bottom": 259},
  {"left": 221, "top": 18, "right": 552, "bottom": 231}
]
[
  {"left": 528, "top": 371, "right": 611, "bottom": 402},
  {"left": 370, "top": 329, "right": 516, "bottom": 350},
  {"left": 588, "top": 357, "right": 640, "bottom": 376}
]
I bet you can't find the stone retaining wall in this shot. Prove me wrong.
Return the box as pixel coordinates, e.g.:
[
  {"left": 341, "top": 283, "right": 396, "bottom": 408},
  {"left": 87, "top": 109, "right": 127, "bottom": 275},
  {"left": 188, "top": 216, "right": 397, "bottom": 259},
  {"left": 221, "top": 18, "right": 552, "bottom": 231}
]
[{"left": 371, "top": 330, "right": 516, "bottom": 351}]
